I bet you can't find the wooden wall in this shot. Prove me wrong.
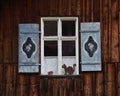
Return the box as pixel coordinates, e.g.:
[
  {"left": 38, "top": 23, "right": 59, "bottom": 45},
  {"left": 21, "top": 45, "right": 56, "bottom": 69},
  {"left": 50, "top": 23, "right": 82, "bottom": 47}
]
[{"left": 0, "top": 0, "right": 120, "bottom": 96}]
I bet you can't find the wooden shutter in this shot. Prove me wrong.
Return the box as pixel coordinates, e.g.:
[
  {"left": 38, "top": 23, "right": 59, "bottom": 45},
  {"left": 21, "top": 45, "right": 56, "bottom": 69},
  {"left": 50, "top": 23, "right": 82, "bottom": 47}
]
[
  {"left": 80, "top": 22, "right": 101, "bottom": 71},
  {"left": 18, "top": 24, "right": 40, "bottom": 73}
]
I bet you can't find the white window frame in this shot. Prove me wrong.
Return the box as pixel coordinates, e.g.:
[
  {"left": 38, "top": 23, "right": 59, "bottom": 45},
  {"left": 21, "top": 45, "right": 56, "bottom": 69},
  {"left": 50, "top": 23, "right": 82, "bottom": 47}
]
[{"left": 41, "top": 17, "right": 79, "bottom": 75}]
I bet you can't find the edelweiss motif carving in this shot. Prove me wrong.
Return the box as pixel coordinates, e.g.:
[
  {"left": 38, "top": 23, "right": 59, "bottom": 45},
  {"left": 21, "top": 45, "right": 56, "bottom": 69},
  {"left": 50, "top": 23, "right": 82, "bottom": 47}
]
[
  {"left": 22, "top": 37, "right": 35, "bottom": 58},
  {"left": 84, "top": 36, "right": 97, "bottom": 57}
]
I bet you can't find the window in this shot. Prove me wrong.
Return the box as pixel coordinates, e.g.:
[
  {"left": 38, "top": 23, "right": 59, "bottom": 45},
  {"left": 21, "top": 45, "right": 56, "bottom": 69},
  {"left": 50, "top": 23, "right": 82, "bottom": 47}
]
[{"left": 41, "top": 17, "right": 79, "bottom": 75}]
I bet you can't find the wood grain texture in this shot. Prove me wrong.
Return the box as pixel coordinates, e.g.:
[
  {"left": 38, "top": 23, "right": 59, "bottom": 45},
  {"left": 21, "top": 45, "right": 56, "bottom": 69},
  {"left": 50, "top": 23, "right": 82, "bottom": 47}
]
[
  {"left": 0, "top": 19, "right": 3, "bottom": 63},
  {"left": 118, "top": 63, "right": 120, "bottom": 85},
  {"left": 0, "top": 1, "right": 3, "bottom": 63},
  {"left": 102, "top": 0, "right": 109, "bottom": 62},
  {"left": 85, "top": 0, "right": 93, "bottom": 22},
  {"left": 111, "top": 0, "right": 119, "bottom": 62},
  {"left": 2, "top": 5, "right": 13, "bottom": 63},
  {"left": 106, "top": 64, "right": 116, "bottom": 96},
  {"left": 95, "top": 72, "right": 104, "bottom": 96},
  {"left": 0, "top": 0, "right": 120, "bottom": 96},
  {"left": 16, "top": 75, "right": 30, "bottom": 96},
  {"left": 4, "top": 64, "right": 17, "bottom": 96},
  {"left": 83, "top": 73, "right": 93, "bottom": 96},
  {"left": 93, "top": 0, "right": 100, "bottom": 22},
  {"left": 29, "top": 76, "right": 39, "bottom": 96},
  {"left": 0, "top": 64, "right": 3, "bottom": 96}
]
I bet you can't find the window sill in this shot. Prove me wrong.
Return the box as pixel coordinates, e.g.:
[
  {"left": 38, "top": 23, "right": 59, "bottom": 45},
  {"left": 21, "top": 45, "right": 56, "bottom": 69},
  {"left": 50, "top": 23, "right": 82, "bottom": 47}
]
[{"left": 39, "top": 75, "right": 80, "bottom": 78}]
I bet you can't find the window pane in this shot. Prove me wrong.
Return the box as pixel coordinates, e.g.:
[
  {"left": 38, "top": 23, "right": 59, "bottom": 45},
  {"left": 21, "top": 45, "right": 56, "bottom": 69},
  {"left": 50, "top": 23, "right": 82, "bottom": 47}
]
[
  {"left": 44, "top": 21, "right": 57, "bottom": 36},
  {"left": 62, "top": 41, "right": 75, "bottom": 56},
  {"left": 44, "top": 41, "right": 58, "bottom": 56},
  {"left": 62, "top": 21, "right": 75, "bottom": 36}
]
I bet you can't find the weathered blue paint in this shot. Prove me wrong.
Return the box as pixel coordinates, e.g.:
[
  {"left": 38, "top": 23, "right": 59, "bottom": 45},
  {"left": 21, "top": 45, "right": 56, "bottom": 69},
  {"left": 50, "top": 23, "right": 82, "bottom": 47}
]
[
  {"left": 18, "top": 24, "right": 40, "bottom": 73},
  {"left": 80, "top": 22, "right": 101, "bottom": 71}
]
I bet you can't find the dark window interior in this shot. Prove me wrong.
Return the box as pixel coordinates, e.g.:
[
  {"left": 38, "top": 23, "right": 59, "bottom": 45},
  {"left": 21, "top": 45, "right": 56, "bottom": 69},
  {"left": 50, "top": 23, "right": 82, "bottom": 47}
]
[
  {"left": 44, "top": 41, "right": 58, "bottom": 56},
  {"left": 62, "top": 41, "right": 75, "bottom": 56},
  {"left": 44, "top": 21, "right": 57, "bottom": 36},
  {"left": 62, "top": 21, "right": 75, "bottom": 36}
]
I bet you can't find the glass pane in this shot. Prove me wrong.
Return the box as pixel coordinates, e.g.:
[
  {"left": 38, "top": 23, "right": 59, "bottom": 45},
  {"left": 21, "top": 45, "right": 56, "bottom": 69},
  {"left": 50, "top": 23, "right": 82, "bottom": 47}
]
[
  {"left": 44, "top": 57, "right": 58, "bottom": 75},
  {"left": 44, "top": 41, "right": 58, "bottom": 56},
  {"left": 62, "top": 41, "right": 75, "bottom": 56},
  {"left": 44, "top": 21, "right": 57, "bottom": 36},
  {"left": 62, "top": 21, "right": 75, "bottom": 36},
  {"left": 62, "top": 57, "right": 76, "bottom": 75}
]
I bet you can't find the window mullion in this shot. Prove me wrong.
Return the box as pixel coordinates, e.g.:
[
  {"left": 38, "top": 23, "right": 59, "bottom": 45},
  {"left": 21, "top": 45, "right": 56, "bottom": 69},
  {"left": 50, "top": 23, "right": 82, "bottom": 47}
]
[
  {"left": 41, "top": 18, "right": 45, "bottom": 74},
  {"left": 58, "top": 19, "right": 62, "bottom": 75},
  {"left": 75, "top": 18, "right": 79, "bottom": 74}
]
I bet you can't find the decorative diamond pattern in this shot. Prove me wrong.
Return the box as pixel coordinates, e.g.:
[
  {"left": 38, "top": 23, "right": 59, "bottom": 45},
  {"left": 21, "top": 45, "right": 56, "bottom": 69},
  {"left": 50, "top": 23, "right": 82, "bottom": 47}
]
[
  {"left": 22, "top": 37, "right": 35, "bottom": 58},
  {"left": 84, "top": 36, "right": 97, "bottom": 57}
]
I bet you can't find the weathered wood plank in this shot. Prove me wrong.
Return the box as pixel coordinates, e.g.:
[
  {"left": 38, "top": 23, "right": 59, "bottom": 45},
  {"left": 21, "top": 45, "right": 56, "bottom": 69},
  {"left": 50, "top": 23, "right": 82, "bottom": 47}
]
[
  {"left": 93, "top": 0, "right": 100, "bottom": 21},
  {"left": 118, "top": 88, "right": 120, "bottom": 96},
  {"left": 30, "top": 0, "right": 39, "bottom": 23},
  {"left": 118, "top": 63, "right": 120, "bottom": 96},
  {"left": 111, "top": 0, "right": 119, "bottom": 62},
  {"left": 102, "top": 0, "right": 109, "bottom": 62},
  {"left": 0, "top": 0, "right": 120, "bottom": 96},
  {"left": 40, "top": 0, "right": 49, "bottom": 16},
  {"left": 26, "top": 0, "right": 32, "bottom": 22},
  {"left": 85, "top": 0, "right": 93, "bottom": 22},
  {"left": 12, "top": 38, "right": 18, "bottom": 64},
  {"left": 48, "top": 78, "right": 54, "bottom": 96},
  {"left": 106, "top": 64, "right": 116, "bottom": 96},
  {"left": 119, "top": 13, "right": 120, "bottom": 62},
  {"left": 49, "top": 0, "right": 58, "bottom": 15},
  {"left": 53, "top": 79, "right": 63, "bottom": 96},
  {"left": 0, "top": 64, "right": 3, "bottom": 96},
  {"left": 58, "top": 0, "right": 69, "bottom": 15},
  {"left": 83, "top": 73, "right": 93, "bottom": 96},
  {"left": 95, "top": 72, "right": 104, "bottom": 96},
  {"left": 79, "top": 0, "right": 83, "bottom": 22},
  {"left": 58, "top": 78, "right": 66, "bottom": 96},
  {"left": 67, "top": 78, "right": 74, "bottom": 96},
  {"left": 40, "top": 78, "right": 46, "bottom": 96},
  {"left": 95, "top": 2, "right": 104, "bottom": 96},
  {"left": 77, "top": 0, "right": 81, "bottom": 20},
  {"left": 3, "top": 39, "right": 12, "bottom": 63},
  {"left": 0, "top": 6, "right": 3, "bottom": 63},
  {"left": 2, "top": 1, "right": 13, "bottom": 63},
  {"left": 0, "top": 26, "right": 3, "bottom": 63},
  {"left": 117, "top": 63, "right": 120, "bottom": 91},
  {"left": 82, "top": 0, "right": 85, "bottom": 22},
  {"left": 18, "top": 0, "right": 29, "bottom": 22},
  {"left": 16, "top": 75, "right": 29, "bottom": 96},
  {"left": 4, "top": 64, "right": 17, "bottom": 96},
  {"left": 11, "top": 0, "right": 19, "bottom": 63},
  {"left": 29, "top": 76, "right": 39, "bottom": 96},
  {"left": 75, "top": 78, "right": 82, "bottom": 96},
  {"left": 71, "top": 0, "right": 77, "bottom": 15}
]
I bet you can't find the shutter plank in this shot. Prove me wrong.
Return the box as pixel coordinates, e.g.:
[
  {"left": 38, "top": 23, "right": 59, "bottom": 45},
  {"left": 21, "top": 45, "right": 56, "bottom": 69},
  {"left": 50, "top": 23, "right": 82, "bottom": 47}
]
[
  {"left": 80, "top": 22, "right": 101, "bottom": 71},
  {"left": 18, "top": 24, "right": 40, "bottom": 73}
]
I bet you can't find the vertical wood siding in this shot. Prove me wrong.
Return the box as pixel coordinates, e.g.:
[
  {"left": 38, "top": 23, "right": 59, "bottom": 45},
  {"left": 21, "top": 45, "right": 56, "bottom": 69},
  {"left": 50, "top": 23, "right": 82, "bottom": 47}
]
[{"left": 0, "top": 0, "right": 120, "bottom": 96}]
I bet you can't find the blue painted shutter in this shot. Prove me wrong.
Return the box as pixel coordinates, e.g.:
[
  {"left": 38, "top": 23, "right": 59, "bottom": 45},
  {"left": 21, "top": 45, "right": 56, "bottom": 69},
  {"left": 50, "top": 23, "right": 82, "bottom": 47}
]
[
  {"left": 18, "top": 24, "right": 40, "bottom": 73},
  {"left": 80, "top": 22, "right": 101, "bottom": 71}
]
